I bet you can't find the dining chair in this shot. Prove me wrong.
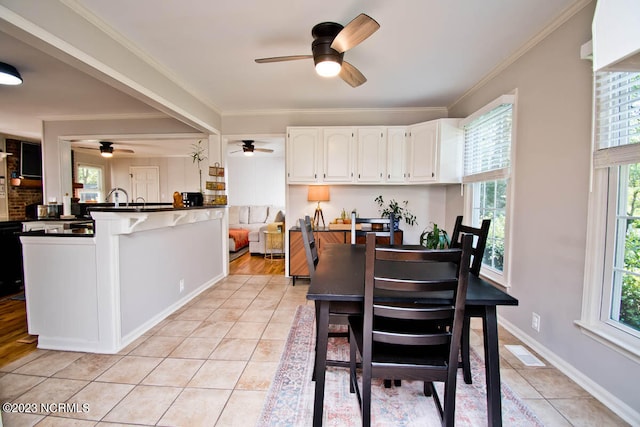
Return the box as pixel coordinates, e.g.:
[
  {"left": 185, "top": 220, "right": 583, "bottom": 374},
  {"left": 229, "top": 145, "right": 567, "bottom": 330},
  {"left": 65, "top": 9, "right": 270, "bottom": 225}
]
[
  {"left": 348, "top": 232, "right": 472, "bottom": 427},
  {"left": 449, "top": 215, "right": 491, "bottom": 384},
  {"left": 350, "top": 211, "right": 395, "bottom": 245},
  {"left": 299, "top": 216, "right": 360, "bottom": 376}
]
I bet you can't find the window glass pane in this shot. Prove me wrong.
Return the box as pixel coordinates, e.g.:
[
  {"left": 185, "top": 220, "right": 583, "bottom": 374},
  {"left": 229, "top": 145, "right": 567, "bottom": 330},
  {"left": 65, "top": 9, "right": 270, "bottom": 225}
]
[
  {"left": 77, "top": 165, "right": 103, "bottom": 203},
  {"left": 472, "top": 179, "right": 507, "bottom": 273},
  {"left": 611, "top": 163, "right": 640, "bottom": 333}
]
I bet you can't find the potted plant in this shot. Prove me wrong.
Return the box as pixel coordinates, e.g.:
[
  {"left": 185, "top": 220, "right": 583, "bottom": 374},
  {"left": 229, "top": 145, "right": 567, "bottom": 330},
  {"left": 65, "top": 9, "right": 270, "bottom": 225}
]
[
  {"left": 420, "top": 222, "right": 450, "bottom": 249},
  {"left": 374, "top": 196, "right": 417, "bottom": 230},
  {"left": 190, "top": 140, "right": 207, "bottom": 193}
]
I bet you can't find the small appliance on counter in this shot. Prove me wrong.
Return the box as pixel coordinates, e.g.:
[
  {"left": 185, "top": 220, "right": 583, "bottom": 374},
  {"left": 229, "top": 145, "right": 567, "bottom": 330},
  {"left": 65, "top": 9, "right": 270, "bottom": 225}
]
[
  {"left": 34, "top": 203, "right": 63, "bottom": 219},
  {"left": 182, "top": 192, "right": 203, "bottom": 207}
]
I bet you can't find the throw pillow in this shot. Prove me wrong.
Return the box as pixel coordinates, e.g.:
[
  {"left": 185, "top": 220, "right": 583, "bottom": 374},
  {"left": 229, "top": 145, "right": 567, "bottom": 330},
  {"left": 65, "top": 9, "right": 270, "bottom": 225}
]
[
  {"left": 274, "top": 210, "right": 285, "bottom": 223},
  {"left": 249, "top": 205, "right": 268, "bottom": 223},
  {"left": 239, "top": 206, "right": 250, "bottom": 224}
]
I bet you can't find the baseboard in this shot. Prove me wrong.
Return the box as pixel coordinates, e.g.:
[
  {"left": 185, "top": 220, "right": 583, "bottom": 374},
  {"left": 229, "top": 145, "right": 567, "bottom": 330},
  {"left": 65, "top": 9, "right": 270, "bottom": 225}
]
[{"left": 498, "top": 315, "right": 640, "bottom": 426}]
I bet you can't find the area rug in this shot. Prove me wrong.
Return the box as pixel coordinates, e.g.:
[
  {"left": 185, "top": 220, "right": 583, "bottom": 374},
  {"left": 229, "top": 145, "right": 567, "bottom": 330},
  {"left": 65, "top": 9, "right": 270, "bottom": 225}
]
[
  {"left": 229, "top": 246, "right": 249, "bottom": 262},
  {"left": 258, "top": 305, "right": 544, "bottom": 427}
]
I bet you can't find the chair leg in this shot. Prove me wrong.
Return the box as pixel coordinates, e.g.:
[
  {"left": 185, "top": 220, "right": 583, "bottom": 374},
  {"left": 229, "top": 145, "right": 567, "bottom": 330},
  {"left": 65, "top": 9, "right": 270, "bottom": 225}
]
[
  {"left": 362, "top": 365, "right": 372, "bottom": 427},
  {"left": 461, "top": 314, "right": 472, "bottom": 384},
  {"left": 384, "top": 379, "right": 392, "bottom": 388},
  {"left": 442, "top": 378, "right": 457, "bottom": 427},
  {"left": 349, "top": 330, "right": 356, "bottom": 394},
  {"left": 394, "top": 379, "right": 401, "bottom": 387}
]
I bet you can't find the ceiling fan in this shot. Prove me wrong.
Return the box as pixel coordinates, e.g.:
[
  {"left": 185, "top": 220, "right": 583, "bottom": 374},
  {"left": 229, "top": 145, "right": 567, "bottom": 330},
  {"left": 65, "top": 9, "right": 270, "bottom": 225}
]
[
  {"left": 230, "top": 140, "right": 274, "bottom": 157},
  {"left": 255, "top": 13, "right": 380, "bottom": 88},
  {"left": 74, "top": 141, "right": 135, "bottom": 158}
]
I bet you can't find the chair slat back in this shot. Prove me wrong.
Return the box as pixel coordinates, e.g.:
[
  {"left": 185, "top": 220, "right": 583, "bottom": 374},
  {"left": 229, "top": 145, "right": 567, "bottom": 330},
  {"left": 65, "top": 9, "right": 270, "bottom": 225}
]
[
  {"left": 351, "top": 211, "right": 395, "bottom": 245},
  {"left": 299, "top": 216, "right": 319, "bottom": 277},
  {"left": 449, "top": 216, "right": 490, "bottom": 276},
  {"left": 363, "top": 232, "right": 472, "bottom": 351}
]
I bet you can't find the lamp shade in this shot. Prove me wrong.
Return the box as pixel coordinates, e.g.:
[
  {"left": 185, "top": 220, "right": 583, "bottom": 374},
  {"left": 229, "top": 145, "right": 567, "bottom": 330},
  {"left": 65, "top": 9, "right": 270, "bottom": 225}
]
[{"left": 308, "top": 185, "right": 330, "bottom": 202}]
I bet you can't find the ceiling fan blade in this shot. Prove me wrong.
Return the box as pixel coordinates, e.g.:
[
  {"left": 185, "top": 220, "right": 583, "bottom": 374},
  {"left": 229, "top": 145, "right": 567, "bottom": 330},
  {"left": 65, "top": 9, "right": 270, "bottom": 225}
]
[
  {"left": 255, "top": 55, "right": 312, "bottom": 63},
  {"left": 340, "top": 61, "right": 367, "bottom": 87},
  {"left": 114, "top": 148, "right": 135, "bottom": 154},
  {"left": 254, "top": 148, "right": 274, "bottom": 153},
  {"left": 330, "top": 13, "right": 380, "bottom": 53}
]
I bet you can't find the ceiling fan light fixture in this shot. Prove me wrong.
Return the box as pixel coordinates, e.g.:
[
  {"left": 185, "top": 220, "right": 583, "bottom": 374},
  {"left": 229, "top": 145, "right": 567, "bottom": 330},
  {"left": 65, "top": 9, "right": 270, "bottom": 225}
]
[
  {"left": 0, "top": 61, "right": 23, "bottom": 85},
  {"left": 315, "top": 60, "right": 341, "bottom": 77},
  {"left": 243, "top": 150, "right": 255, "bottom": 157},
  {"left": 100, "top": 142, "right": 114, "bottom": 157}
]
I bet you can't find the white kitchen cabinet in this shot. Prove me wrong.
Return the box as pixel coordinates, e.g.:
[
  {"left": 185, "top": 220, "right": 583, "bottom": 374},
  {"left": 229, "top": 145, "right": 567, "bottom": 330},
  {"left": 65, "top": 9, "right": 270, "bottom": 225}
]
[
  {"left": 286, "top": 120, "right": 461, "bottom": 185},
  {"left": 356, "top": 127, "right": 386, "bottom": 183},
  {"left": 406, "top": 118, "right": 462, "bottom": 184},
  {"left": 286, "top": 127, "right": 321, "bottom": 183},
  {"left": 385, "top": 127, "right": 406, "bottom": 183},
  {"left": 323, "top": 128, "right": 354, "bottom": 182}
]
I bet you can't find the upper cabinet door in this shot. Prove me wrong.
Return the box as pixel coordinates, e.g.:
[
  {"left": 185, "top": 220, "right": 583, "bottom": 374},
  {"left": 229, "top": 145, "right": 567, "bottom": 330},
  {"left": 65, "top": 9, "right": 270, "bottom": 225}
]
[
  {"left": 406, "top": 121, "right": 438, "bottom": 183},
  {"left": 386, "top": 127, "right": 406, "bottom": 183},
  {"left": 323, "top": 128, "right": 354, "bottom": 182},
  {"left": 356, "top": 127, "right": 386, "bottom": 183},
  {"left": 287, "top": 127, "right": 321, "bottom": 183}
]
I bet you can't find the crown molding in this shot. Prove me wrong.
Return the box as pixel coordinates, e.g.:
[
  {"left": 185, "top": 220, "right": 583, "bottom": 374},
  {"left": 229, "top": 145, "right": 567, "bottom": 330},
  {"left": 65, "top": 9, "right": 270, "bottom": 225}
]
[
  {"left": 448, "top": 0, "right": 594, "bottom": 112},
  {"left": 40, "top": 112, "right": 169, "bottom": 122},
  {"left": 221, "top": 106, "right": 448, "bottom": 117},
  {"left": 61, "top": 0, "right": 223, "bottom": 115}
]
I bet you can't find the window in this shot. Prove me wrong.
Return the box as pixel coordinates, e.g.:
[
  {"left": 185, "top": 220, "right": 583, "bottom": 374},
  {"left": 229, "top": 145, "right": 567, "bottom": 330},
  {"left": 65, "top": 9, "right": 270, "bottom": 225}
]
[
  {"left": 76, "top": 164, "right": 104, "bottom": 202},
  {"left": 579, "top": 71, "right": 640, "bottom": 360},
  {"left": 461, "top": 94, "right": 516, "bottom": 286}
]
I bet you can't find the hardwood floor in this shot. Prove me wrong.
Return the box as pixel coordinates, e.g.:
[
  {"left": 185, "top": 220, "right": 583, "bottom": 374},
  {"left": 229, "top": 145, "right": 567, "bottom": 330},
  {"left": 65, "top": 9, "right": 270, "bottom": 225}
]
[
  {"left": 229, "top": 251, "right": 286, "bottom": 275},
  {"left": 0, "top": 294, "right": 37, "bottom": 369},
  {"left": 0, "top": 251, "right": 284, "bottom": 369}
]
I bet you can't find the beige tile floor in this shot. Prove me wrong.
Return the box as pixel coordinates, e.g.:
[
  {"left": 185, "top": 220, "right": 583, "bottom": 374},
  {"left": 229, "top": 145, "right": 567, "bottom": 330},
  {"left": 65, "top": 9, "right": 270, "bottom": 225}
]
[{"left": 0, "top": 274, "right": 629, "bottom": 426}]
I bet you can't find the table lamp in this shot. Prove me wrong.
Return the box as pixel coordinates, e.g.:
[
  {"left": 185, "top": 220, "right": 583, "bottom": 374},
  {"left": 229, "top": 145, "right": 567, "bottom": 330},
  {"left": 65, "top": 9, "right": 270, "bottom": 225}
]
[{"left": 308, "top": 185, "right": 330, "bottom": 229}]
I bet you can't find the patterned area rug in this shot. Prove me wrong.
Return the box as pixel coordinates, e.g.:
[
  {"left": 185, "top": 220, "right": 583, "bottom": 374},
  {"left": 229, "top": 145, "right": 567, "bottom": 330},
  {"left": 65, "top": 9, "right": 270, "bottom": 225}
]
[{"left": 259, "top": 305, "right": 544, "bottom": 427}]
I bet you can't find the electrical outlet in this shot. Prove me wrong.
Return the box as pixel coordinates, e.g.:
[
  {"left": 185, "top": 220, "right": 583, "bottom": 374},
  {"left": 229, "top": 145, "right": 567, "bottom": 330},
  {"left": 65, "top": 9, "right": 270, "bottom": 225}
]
[
  {"left": 179, "top": 279, "right": 184, "bottom": 293},
  {"left": 531, "top": 312, "right": 540, "bottom": 332}
]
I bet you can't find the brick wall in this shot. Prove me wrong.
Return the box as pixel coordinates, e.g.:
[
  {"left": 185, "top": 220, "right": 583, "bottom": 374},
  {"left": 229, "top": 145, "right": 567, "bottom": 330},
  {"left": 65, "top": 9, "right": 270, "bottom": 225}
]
[{"left": 6, "top": 139, "right": 43, "bottom": 220}]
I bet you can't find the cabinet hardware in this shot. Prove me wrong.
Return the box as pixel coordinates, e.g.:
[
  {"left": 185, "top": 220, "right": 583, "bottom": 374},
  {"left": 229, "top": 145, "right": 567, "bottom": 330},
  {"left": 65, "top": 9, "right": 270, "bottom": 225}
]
[
  {"left": 323, "top": 173, "right": 326, "bottom": 178},
  {"left": 388, "top": 174, "right": 390, "bottom": 179},
  {"left": 432, "top": 172, "right": 435, "bottom": 177},
  {"left": 380, "top": 173, "right": 382, "bottom": 178}
]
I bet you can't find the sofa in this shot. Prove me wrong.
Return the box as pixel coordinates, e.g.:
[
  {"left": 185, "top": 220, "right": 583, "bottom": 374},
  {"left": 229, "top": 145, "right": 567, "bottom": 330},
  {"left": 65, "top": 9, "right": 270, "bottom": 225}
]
[{"left": 228, "top": 205, "right": 285, "bottom": 254}]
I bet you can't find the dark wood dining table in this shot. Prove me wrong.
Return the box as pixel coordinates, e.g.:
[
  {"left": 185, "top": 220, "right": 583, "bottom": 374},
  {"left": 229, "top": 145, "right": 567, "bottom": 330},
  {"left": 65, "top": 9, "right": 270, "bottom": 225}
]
[{"left": 306, "top": 243, "right": 519, "bottom": 427}]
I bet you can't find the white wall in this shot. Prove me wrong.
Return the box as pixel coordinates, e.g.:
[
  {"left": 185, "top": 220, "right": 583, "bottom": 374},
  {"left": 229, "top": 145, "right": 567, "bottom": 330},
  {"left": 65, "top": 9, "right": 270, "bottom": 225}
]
[
  {"left": 448, "top": 2, "right": 640, "bottom": 418},
  {"left": 226, "top": 154, "right": 285, "bottom": 206},
  {"left": 287, "top": 184, "right": 448, "bottom": 245},
  {"left": 109, "top": 156, "right": 200, "bottom": 203}
]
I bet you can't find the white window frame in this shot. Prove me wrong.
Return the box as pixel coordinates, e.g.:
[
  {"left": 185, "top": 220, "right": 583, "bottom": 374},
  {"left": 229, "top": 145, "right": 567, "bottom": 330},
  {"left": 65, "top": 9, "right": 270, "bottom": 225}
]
[
  {"left": 76, "top": 163, "right": 105, "bottom": 203},
  {"left": 577, "top": 71, "right": 640, "bottom": 362},
  {"left": 460, "top": 93, "right": 517, "bottom": 289}
]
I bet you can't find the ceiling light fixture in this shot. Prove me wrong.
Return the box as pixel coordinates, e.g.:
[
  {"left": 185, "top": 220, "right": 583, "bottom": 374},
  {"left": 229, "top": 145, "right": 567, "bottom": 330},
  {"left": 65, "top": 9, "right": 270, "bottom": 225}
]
[
  {"left": 0, "top": 62, "right": 23, "bottom": 85},
  {"left": 242, "top": 144, "right": 255, "bottom": 156},
  {"left": 0, "top": 150, "right": 13, "bottom": 159},
  {"left": 315, "top": 59, "right": 341, "bottom": 77},
  {"left": 100, "top": 142, "right": 114, "bottom": 158}
]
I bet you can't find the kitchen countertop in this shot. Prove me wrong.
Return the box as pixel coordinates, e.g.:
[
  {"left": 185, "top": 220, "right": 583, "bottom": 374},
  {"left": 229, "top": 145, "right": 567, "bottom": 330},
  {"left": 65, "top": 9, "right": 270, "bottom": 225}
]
[{"left": 86, "top": 204, "right": 226, "bottom": 213}]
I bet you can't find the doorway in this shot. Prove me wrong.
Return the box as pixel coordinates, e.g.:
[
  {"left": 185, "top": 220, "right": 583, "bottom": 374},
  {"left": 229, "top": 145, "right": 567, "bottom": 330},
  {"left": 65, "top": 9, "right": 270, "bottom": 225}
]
[{"left": 129, "top": 166, "right": 160, "bottom": 202}]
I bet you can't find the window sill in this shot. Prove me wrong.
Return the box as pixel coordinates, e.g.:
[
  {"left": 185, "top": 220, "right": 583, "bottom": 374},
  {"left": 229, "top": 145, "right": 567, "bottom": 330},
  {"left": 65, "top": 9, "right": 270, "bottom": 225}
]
[{"left": 574, "top": 320, "right": 640, "bottom": 364}]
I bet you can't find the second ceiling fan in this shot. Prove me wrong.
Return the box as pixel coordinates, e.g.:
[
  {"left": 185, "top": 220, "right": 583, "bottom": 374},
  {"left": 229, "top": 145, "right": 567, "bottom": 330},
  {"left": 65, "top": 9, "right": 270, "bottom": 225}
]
[
  {"left": 255, "top": 13, "right": 380, "bottom": 88},
  {"left": 231, "top": 140, "right": 274, "bottom": 156}
]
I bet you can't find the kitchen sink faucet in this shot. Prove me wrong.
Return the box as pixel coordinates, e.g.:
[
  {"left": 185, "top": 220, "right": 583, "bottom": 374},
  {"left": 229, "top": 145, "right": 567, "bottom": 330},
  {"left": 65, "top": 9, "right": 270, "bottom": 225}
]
[{"left": 105, "top": 187, "right": 129, "bottom": 207}]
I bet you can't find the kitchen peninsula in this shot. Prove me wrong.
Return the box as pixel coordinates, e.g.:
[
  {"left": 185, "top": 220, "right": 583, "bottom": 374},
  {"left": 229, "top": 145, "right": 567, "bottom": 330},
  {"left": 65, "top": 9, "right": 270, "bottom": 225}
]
[{"left": 20, "top": 205, "right": 227, "bottom": 353}]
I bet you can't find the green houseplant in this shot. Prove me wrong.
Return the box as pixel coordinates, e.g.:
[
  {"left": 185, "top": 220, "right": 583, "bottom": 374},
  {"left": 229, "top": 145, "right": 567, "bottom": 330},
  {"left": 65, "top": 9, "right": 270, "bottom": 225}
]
[
  {"left": 420, "top": 223, "right": 450, "bottom": 249},
  {"left": 190, "top": 140, "right": 207, "bottom": 194},
  {"left": 374, "top": 196, "right": 417, "bottom": 230}
]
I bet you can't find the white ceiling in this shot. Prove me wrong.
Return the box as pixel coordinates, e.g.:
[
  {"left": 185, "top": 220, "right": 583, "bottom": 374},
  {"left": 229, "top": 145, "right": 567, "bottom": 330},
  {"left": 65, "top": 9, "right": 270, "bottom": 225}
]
[{"left": 0, "top": 0, "right": 585, "bottom": 154}]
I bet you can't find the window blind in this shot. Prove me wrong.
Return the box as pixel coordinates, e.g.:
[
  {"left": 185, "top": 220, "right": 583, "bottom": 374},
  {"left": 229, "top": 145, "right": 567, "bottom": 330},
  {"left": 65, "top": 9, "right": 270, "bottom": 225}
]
[
  {"left": 595, "top": 71, "right": 640, "bottom": 150},
  {"left": 463, "top": 102, "right": 513, "bottom": 183}
]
